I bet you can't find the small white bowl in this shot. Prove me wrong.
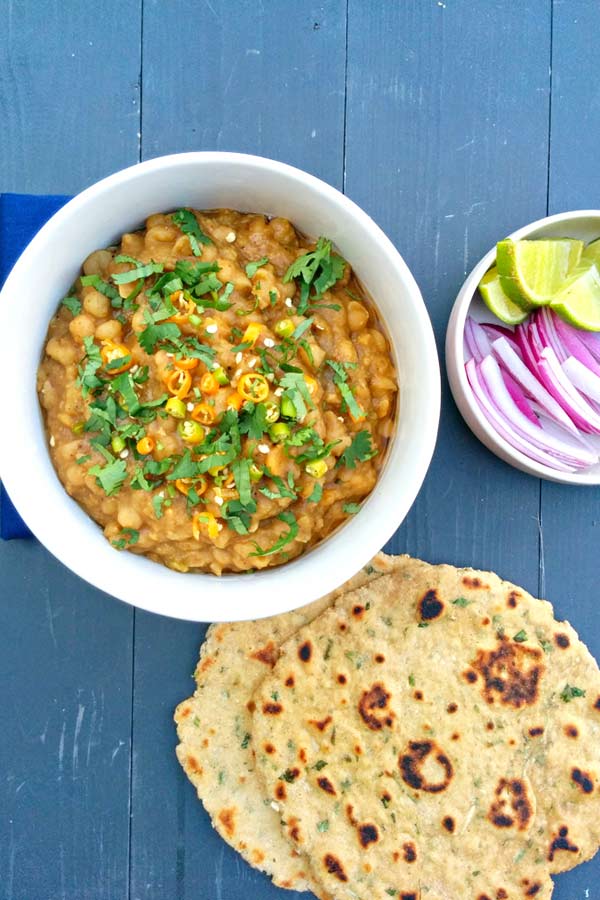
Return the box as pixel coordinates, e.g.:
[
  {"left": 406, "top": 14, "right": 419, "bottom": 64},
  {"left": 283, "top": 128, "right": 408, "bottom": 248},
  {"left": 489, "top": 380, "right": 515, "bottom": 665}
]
[
  {"left": 0, "top": 152, "right": 440, "bottom": 622},
  {"left": 446, "top": 209, "right": 600, "bottom": 485}
]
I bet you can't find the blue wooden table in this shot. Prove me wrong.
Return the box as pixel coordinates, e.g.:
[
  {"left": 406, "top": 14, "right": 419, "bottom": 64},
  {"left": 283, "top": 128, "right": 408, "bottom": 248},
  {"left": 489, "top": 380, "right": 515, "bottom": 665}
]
[{"left": 1, "top": 2, "right": 599, "bottom": 898}]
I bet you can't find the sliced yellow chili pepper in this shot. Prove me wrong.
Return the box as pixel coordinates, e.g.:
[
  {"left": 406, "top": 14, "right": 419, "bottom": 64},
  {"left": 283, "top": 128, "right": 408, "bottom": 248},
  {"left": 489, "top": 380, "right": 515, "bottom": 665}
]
[
  {"left": 191, "top": 402, "right": 217, "bottom": 426},
  {"left": 166, "top": 290, "right": 196, "bottom": 326},
  {"left": 192, "top": 510, "right": 220, "bottom": 541},
  {"left": 175, "top": 476, "right": 207, "bottom": 497},
  {"left": 242, "top": 322, "right": 263, "bottom": 347},
  {"left": 100, "top": 340, "right": 132, "bottom": 374},
  {"left": 174, "top": 356, "right": 199, "bottom": 372},
  {"left": 304, "top": 374, "right": 318, "bottom": 395},
  {"left": 237, "top": 372, "right": 269, "bottom": 402},
  {"left": 136, "top": 435, "right": 155, "bottom": 455},
  {"left": 225, "top": 392, "right": 243, "bottom": 411},
  {"left": 166, "top": 369, "right": 192, "bottom": 400},
  {"left": 200, "top": 372, "right": 219, "bottom": 395}
]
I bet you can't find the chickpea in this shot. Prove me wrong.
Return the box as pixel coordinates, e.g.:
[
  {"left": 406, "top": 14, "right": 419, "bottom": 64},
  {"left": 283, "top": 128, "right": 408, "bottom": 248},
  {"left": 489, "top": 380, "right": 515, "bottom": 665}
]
[
  {"left": 83, "top": 289, "right": 110, "bottom": 319},
  {"left": 95, "top": 319, "right": 123, "bottom": 342},
  {"left": 146, "top": 225, "right": 178, "bottom": 244},
  {"left": 82, "top": 249, "right": 113, "bottom": 277},
  {"left": 65, "top": 464, "right": 86, "bottom": 488},
  {"left": 46, "top": 337, "right": 77, "bottom": 366},
  {"left": 145, "top": 213, "right": 167, "bottom": 229},
  {"left": 269, "top": 217, "right": 297, "bottom": 246},
  {"left": 120, "top": 232, "right": 145, "bottom": 257},
  {"left": 131, "top": 307, "right": 147, "bottom": 333},
  {"left": 216, "top": 258, "right": 252, "bottom": 293},
  {"left": 69, "top": 313, "right": 96, "bottom": 342},
  {"left": 347, "top": 300, "right": 369, "bottom": 331},
  {"left": 117, "top": 506, "right": 143, "bottom": 530}
]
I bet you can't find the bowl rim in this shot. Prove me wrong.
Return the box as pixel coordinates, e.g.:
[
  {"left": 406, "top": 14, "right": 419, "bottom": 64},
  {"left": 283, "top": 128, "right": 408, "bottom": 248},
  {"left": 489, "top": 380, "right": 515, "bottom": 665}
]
[
  {"left": 0, "top": 151, "right": 441, "bottom": 621},
  {"left": 446, "top": 208, "right": 600, "bottom": 486}
]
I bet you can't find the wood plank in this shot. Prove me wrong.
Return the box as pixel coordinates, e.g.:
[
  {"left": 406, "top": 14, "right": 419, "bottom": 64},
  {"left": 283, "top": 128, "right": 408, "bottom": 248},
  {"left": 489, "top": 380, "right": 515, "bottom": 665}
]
[
  {"left": 540, "top": 2, "right": 600, "bottom": 895},
  {"left": 0, "top": 0, "right": 142, "bottom": 194},
  {"left": 130, "top": 2, "right": 346, "bottom": 898},
  {"left": 0, "top": 541, "right": 133, "bottom": 900},
  {"left": 345, "top": 0, "right": 550, "bottom": 594},
  {"left": 0, "top": 3, "right": 142, "bottom": 897}
]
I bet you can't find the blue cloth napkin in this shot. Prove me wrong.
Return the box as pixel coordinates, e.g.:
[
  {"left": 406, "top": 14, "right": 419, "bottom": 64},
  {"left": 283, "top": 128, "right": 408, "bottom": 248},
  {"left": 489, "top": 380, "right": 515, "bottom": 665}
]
[{"left": 0, "top": 193, "right": 70, "bottom": 539}]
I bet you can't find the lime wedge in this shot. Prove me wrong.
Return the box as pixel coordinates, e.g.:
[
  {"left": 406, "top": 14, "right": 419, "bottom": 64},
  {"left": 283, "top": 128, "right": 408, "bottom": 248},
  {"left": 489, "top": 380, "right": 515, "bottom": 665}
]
[
  {"left": 478, "top": 266, "right": 529, "bottom": 324},
  {"left": 496, "top": 238, "right": 584, "bottom": 308},
  {"left": 582, "top": 238, "right": 600, "bottom": 266},
  {"left": 550, "top": 263, "right": 600, "bottom": 331}
]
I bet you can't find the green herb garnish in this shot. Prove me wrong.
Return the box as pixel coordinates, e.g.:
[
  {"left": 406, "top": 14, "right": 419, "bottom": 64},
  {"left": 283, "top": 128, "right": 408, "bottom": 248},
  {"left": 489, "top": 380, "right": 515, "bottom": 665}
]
[
  {"left": 245, "top": 257, "right": 269, "bottom": 278},
  {"left": 560, "top": 684, "right": 586, "bottom": 702},
  {"left": 172, "top": 208, "right": 213, "bottom": 256},
  {"left": 250, "top": 511, "right": 298, "bottom": 557},
  {"left": 337, "top": 430, "right": 377, "bottom": 469},
  {"left": 111, "top": 527, "right": 139, "bottom": 549},
  {"left": 62, "top": 295, "right": 81, "bottom": 316},
  {"left": 513, "top": 629, "right": 528, "bottom": 643}
]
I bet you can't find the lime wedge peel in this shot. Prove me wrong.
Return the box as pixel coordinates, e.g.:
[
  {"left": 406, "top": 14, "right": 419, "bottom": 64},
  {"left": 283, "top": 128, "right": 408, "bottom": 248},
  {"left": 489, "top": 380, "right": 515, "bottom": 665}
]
[
  {"left": 478, "top": 267, "right": 529, "bottom": 325},
  {"left": 550, "top": 264, "right": 600, "bottom": 331},
  {"left": 496, "top": 238, "right": 584, "bottom": 309}
]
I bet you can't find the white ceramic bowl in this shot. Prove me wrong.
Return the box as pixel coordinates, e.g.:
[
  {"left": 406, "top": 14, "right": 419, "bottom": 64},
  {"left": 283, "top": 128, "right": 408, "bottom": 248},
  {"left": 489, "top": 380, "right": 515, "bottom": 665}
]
[
  {"left": 446, "top": 209, "right": 600, "bottom": 485},
  {"left": 0, "top": 152, "right": 440, "bottom": 621}
]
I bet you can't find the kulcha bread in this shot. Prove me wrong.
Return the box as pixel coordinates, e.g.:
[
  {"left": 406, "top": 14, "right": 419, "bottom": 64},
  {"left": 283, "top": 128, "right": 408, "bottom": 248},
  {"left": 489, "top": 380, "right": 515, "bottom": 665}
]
[
  {"left": 174, "top": 552, "right": 401, "bottom": 894},
  {"left": 252, "top": 557, "right": 600, "bottom": 900}
]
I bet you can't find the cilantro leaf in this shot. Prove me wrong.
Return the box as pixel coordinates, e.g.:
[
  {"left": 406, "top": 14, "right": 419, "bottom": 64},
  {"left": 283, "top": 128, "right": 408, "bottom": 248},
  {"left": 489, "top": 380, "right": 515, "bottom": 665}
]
[
  {"left": 167, "top": 450, "right": 199, "bottom": 481},
  {"left": 112, "top": 261, "right": 164, "bottom": 284},
  {"left": 80, "top": 274, "right": 121, "bottom": 305},
  {"left": 337, "top": 430, "right": 377, "bottom": 469},
  {"left": 89, "top": 458, "right": 127, "bottom": 496},
  {"left": 111, "top": 527, "right": 139, "bottom": 549},
  {"left": 109, "top": 372, "right": 141, "bottom": 416},
  {"left": 283, "top": 237, "right": 346, "bottom": 313},
  {"left": 174, "top": 259, "right": 220, "bottom": 286},
  {"left": 77, "top": 336, "right": 104, "bottom": 396},
  {"left": 62, "top": 295, "right": 81, "bottom": 316},
  {"left": 152, "top": 494, "right": 166, "bottom": 519},
  {"left": 250, "top": 511, "right": 298, "bottom": 557},
  {"left": 291, "top": 317, "right": 313, "bottom": 341},
  {"left": 172, "top": 209, "right": 212, "bottom": 256},
  {"left": 560, "top": 684, "right": 586, "bottom": 702},
  {"left": 336, "top": 380, "right": 365, "bottom": 420},
  {"left": 245, "top": 257, "right": 269, "bottom": 278},
  {"left": 280, "top": 372, "right": 313, "bottom": 421},
  {"left": 238, "top": 402, "right": 269, "bottom": 441},
  {"left": 231, "top": 458, "right": 252, "bottom": 506},
  {"left": 138, "top": 321, "right": 181, "bottom": 355},
  {"left": 343, "top": 502, "right": 361, "bottom": 515},
  {"left": 307, "top": 482, "right": 322, "bottom": 503}
]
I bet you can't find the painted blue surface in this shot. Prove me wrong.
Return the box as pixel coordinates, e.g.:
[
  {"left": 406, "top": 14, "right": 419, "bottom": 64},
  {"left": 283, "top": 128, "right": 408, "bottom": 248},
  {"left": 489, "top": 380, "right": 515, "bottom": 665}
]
[{"left": 1, "top": 1, "right": 599, "bottom": 898}]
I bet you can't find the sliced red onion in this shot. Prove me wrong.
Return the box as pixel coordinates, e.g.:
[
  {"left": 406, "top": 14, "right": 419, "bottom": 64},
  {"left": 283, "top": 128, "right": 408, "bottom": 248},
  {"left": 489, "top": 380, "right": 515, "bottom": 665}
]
[
  {"left": 468, "top": 317, "right": 493, "bottom": 360},
  {"left": 538, "top": 307, "right": 567, "bottom": 362},
  {"left": 538, "top": 346, "right": 600, "bottom": 433},
  {"left": 575, "top": 329, "right": 600, "bottom": 363},
  {"left": 491, "top": 337, "right": 580, "bottom": 435},
  {"left": 464, "top": 317, "right": 482, "bottom": 363},
  {"left": 481, "top": 323, "right": 522, "bottom": 356},
  {"left": 501, "top": 370, "right": 540, "bottom": 426},
  {"left": 562, "top": 356, "right": 600, "bottom": 403},
  {"left": 550, "top": 311, "right": 600, "bottom": 378},
  {"left": 478, "top": 355, "right": 597, "bottom": 466},
  {"left": 465, "top": 359, "right": 576, "bottom": 472},
  {"left": 515, "top": 322, "right": 541, "bottom": 375}
]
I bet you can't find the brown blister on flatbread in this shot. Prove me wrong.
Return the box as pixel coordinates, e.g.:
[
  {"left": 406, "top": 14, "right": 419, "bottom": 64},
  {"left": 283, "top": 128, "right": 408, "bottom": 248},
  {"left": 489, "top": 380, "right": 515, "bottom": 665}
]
[
  {"left": 471, "top": 636, "right": 544, "bottom": 707},
  {"left": 358, "top": 683, "right": 394, "bottom": 730},
  {"left": 174, "top": 551, "right": 402, "bottom": 895},
  {"left": 251, "top": 557, "right": 600, "bottom": 900},
  {"left": 487, "top": 778, "right": 534, "bottom": 831}
]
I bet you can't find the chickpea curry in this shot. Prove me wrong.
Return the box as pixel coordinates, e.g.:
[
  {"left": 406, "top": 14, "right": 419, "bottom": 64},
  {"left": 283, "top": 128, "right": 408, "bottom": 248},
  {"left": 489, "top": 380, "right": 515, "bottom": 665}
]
[{"left": 37, "top": 209, "right": 398, "bottom": 574}]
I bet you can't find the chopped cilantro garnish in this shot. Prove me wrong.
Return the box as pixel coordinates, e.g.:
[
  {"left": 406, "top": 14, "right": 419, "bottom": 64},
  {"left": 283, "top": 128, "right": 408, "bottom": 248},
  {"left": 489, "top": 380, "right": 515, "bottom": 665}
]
[
  {"left": 62, "top": 295, "right": 81, "bottom": 316},
  {"left": 269, "top": 289, "right": 278, "bottom": 306},
  {"left": 138, "top": 321, "right": 181, "bottom": 355},
  {"left": 231, "top": 340, "right": 253, "bottom": 354},
  {"left": 231, "top": 458, "right": 252, "bottom": 506},
  {"left": 291, "top": 317, "right": 313, "bottom": 341},
  {"left": 343, "top": 502, "right": 361, "bottom": 515},
  {"left": 280, "top": 372, "right": 313, "bottom": 421},
  {"left": 238, "top": 402, "right": 269, "bottom": 441},
  {"left": 109, "top": 372, "right": 141, "bottom": 416},
  {"left": 326, "top": 360, "right": 364, "bottom": 421},
  {"left": 250, "top": 511, "right": 298, "bottom": 557},
  {"left": 80, "top": 274, "right": 121, "bottom": 305},
  {"left": 112, "top": 260, "right": 164, "bottom": 284},
  {"left": 76, "top": 454, "right": 91, "bottom": 465},
  {"left": 245, "top": 257, "right": 269, "bottom": 278},
  {"left": 174, "top": 259, "right": 220, "bottom": 286},
  {"left": 78, "top": 336, "right": 104, "bottom": 396},
  {"left": 152, "top": 493, "right": 166, "bottom": 519},
  {"left": 172, "top": 209, "right": 213, "bottom": 256},
  {"left": 337, "top": 430, "right": 377, "bottom": 469},
  {"left": 560, "top": 684, "right": 586, "bottom": 702},
  {"left": 307, "top": 482, "right": 322, "bottom": 503},
  {"left": 284, "top": 237, "right": 345, "bottom": 314},
  {"left": 167, "top": 450, "right": 199, "bottom": 481},
  {"left": 111, "top": 527, "right": 139, "bottom": 549},
  {"left": 89, "top": 457, "right": 127, "bottom": 496}
]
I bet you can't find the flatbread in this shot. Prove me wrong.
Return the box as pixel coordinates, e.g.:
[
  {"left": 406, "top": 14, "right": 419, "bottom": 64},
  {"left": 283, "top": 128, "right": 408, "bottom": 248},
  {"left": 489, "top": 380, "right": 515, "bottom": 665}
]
[
  {"left": 252, "top": 557, "right": 600, "bottom": 900},
  {"left": 174, "top": 552, "right": 401, "bottom": 894}
]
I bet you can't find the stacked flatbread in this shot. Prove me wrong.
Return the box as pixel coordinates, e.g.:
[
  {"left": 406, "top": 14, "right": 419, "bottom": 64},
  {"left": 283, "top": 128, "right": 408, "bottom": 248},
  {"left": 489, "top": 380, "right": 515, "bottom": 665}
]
[{"left": 175, "top": 555, "right": 600, "bottom": 899}]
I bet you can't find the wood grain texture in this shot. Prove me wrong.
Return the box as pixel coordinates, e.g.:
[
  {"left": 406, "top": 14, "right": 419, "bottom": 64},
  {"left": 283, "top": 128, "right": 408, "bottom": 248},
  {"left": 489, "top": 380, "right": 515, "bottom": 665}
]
[
  {"left": 541, "top": 4, "right": 600, "bottom": 894},
  {"left": 345, "top": 0, "right": 550, "bottom": 595},
  {"left": 0, "top": 541, "right": 133, "bottom": 900},
  {"left": 130, "top": 2, "right": 346, "bottom": 898},
  {"left": 0, "top": 0, "right": 142, "bottom": 194}
]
